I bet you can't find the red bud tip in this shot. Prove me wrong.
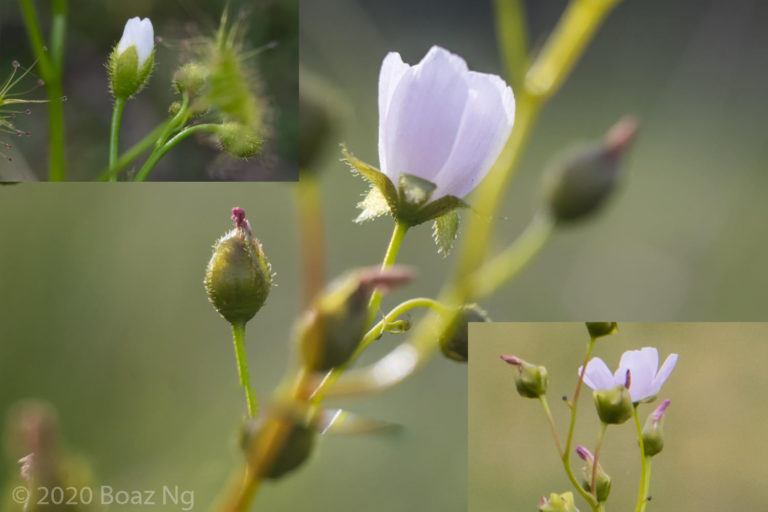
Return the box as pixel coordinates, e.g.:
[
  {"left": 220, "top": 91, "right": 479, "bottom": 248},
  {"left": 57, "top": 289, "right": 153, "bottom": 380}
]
[
  {"left": 604, "top": 117, "right": 638, "bottom": 158},
  {"left": 231, "top": 207, "right": 253, "bottom": 236},
  {"left": 651, "top": 399, "right": 670, "bottom": 423},
  {"left": 500, "top": 354, "right": 523, "bottom": 366}
]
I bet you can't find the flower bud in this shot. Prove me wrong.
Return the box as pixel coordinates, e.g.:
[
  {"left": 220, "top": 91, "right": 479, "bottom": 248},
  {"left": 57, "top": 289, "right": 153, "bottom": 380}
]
[
  {"left": 438, "top": 304, "right": 490, "bottom": 362},
  {"left": 215, "top": 122, "right": 262, "bottom": 158},
  {"left": 240, "top": 418, "right": 315, "bottom": 480},
  {"left": 593, "top": 381, "right": 633, "bottom": 425},
  {"left": 538, "top": 492, "right": 579, "bottom": 512},
  {"left": 642, "top": 399, "right": 670, "bottom": 457},
  {"left": 544, "top": 118, "right": 637, "bottom": 223},
  {"left": 585, "top": 322, "right": 618, "bottom": 338},
  {"left": 500, "top": 355, "right": 548, "bottom": 399},
  {"left": 173, "top": 62, "right": 207, "bottom": 96},
  {"left": 108, "top": 17, "right": 155, "bottom": 100},
  {"left": 299, "top": 267, "right": 413, "bottom": 372},
  {"left": 575, "top": 446, "right": 612, "bottom": 503},
  {"left": 204, "top": 207, "right": 272, "bottom": 326}
]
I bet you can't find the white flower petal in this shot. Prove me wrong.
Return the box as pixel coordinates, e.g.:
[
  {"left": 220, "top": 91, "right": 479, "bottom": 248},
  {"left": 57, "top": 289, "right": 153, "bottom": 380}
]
[
  {"left": 378, "top": 52, "right": 410, "bottom": 179},
  {"left": 117, "top": 17, "right": 154, "bottom": 68},
  {"left": 618, "top": 347, "right": 658, "bottom": 400},
  {"left": 651, "top": 353, "right": 678, "bottom": 396},
  {"left": 380, "top": 46, "right": 470, "bottom": 184},
  {"left": 429, "top": 71, "right": 514, "bottom": 199},
  {"left": 581, "top": 357, "right": 614, "bottom": 390}
]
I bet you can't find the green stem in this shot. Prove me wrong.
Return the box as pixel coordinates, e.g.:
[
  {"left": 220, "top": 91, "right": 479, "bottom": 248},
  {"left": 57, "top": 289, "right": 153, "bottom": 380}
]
[
  {"left": 309, "top": 297, "right": 447, "bottom": 403},
  {"left": 108, "top": 98, "right": 125, "bottom": 180},
  {"left": 492, "top": 0, "right": 528, "bottom": 91},
  {"left": 560, "top": 336, "right": 599, "bottom": 510},
  {"left": 466, "top": 211, "right": 555, "bottom": 299},
  {"left": 366, "top": 220, "right": 409, "bottom": 324},
  {"left": 18, "top": 0, "right": 67, "bottom": 181},
  {"left": 634, "top": 405, "right": 652, "bottom": 512},
  {"left": 133, "top": 123, "right": 220, "bottom": 182},
  {"left": 591, "top": 422, "right": 608, "bottom": 494},
  {"left": 98, "top": 120, "right": 171, "bottom": 181},
  {"left": 231, "top": 323, "right": 258, "bottom": 417},
  {"left": 539, "top": 396, "right": 563, "bottom": 457},
  {"left": 155, "top": 93, "right": 190, "bottom": 150}
]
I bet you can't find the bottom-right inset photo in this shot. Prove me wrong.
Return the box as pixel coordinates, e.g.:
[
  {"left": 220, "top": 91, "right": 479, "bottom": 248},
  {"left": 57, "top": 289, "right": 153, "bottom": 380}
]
[{"left": 468, "top": 323, "right": 767, "bottom": 512}]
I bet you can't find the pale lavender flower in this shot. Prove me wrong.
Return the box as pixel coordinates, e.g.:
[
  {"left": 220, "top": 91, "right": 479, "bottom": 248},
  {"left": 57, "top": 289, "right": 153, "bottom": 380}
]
[
  {"left": 579, "top": 347, "right": 678, "bottom": 402},
  {"left": 117, "top": 17, "right": 154, "bottom": 68},
  {"left": 378, "top": 46, "right": 515, "bottom": 199}
]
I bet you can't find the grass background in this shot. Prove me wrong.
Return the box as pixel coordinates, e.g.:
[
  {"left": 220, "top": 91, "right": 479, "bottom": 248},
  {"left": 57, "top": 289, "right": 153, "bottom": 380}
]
[{"left": 469, "top": 322, "right": 768, "bottom": 511}]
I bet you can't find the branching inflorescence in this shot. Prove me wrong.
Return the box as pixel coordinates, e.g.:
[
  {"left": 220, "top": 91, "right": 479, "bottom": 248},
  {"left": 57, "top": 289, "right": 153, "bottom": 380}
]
[{"left": 501, "top": 323, "right": 678, "bottom": 512}]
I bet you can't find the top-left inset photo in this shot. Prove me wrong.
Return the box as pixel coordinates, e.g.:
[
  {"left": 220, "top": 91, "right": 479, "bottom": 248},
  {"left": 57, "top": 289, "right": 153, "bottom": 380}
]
[{"left": 0, "top": 0, "right": 297, "bottom": 181}]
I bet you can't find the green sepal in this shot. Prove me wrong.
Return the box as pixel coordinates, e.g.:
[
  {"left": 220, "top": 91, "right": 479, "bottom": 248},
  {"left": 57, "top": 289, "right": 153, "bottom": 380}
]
[
  {"left": 344, "top": 145, "right": 469, "bottom": 227},
  {"left": 433, "top": 211, "right": 460, "bottom": 257},
  {"left": 109, "top": 45, "right": 154, "bottom": 100}
]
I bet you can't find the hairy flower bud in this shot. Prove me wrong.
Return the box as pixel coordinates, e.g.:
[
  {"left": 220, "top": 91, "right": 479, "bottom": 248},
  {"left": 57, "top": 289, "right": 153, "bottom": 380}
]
[
  {"left": 215, "top": 122, "right": 262, "bottom": 158},
  {"left": 204, "top": 207, "right": 272, "bottom": 326},
  {"left": 108, "top": 17, "right": 155, "bottom": 100},
  {"left": 500, "top": 355, "right": 548, "bottom": 398},
  {"left": 593, "top": 381, "right": 633, "bottom": 425},
  {"left": 544, "top": 118, "right": 637, "bottom": 223},
  {"left": 642, "top": 399, "right": 670, "bottom": 457},
  {"left": 575, "top": 446, "right": 612, "bottom": 503},
  {"left": 438, "top": 304, "right": 490, "bottom": 362},
  {"left": 173, "top": 62, "right": 207, "bottom": 96},
  {"left": 299, "top": 267, "right": 413, "bottom": 372},
  {"left": 538, "top": 492, "right": 579, "bottom": 512},
  {"left": 241, "top": 418, "right": 315, "bottom": 480},
  {"left": 585, "top": 322, "right": 618, "bottom": 338}
]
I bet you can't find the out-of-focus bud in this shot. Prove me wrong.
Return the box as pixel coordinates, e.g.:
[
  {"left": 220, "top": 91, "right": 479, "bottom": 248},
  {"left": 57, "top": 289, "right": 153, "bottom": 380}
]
[
  {"left": 585, "top": 322, "right": 618, "bottom": 338},
  {"left": 642, "top": 399, "right": 670, "bottom": 457},
  {"left": 438, "top": 304, "right": 490, "bottom": 362},
  {"left": 538, "top": 492, "right": 579, "bottom": 512},
  {"left": 593, "top": 377, "right": 633, "bottom": 425},
  {"left": 575, "top": 446, "right": 612, "bottom": 503},
  {"left": 299, "top": 267, "right": 413, "bottom": 372},
  {"left": 544, "top": 117, "right": 637, "bottom": 223},
  {"left": 173, "top": 62, "right": 207, "bottom": 96},
  {"left": 241, "top": 418, "right": 315, "bottom": 480},
  {"left": 108, "top": 17, "right": 155, "bottom": 100},
  {"left": 204, "top": 207, "right": 272, "bottom": 326},
  {"left": 215, "top": 122, "right": 262, "bottom": 158},
  {"left": 500, "top": 354, "right": 548, "bottom": 398}
]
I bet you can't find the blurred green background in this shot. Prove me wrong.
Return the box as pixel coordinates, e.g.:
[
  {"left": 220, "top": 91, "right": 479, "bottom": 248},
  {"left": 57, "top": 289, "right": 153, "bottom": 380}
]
[
  {"left": 0, "top": 0, "right": 297, "bottom": 181},
  {"left": 469, "top": 323, "right": 768, "bottom": 511}
]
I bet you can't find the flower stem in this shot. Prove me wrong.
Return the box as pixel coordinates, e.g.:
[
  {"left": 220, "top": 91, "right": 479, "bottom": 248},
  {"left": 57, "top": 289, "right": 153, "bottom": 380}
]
[
  {"left": 231, "top": 322, "right": 258, "bottom": 417},
  {"left": 539, "top": 396, "right": 563, "bottom": 458},
  {"left": 492, "top": 0, "right": 528, "bottom": 91},
  {"left": 559, "top": 336, "right": 599, "bottom": 510},
  {"left": 591, "top": 422, "right": 608, "bottom": 494},
  {"left": 108, "top": 98, "right": 125, "bottom": 181},
  {"left": 309, "top": 297, "right": 448, "bottom": 403},
  {"left": 133, "top": 123, "right": 220, "bottom": 181},
  {"left": 633, "top": 405, "right": 652, "bottom": 512},
  {"left": 18, "top": 0, "right": 67, "bottom": 181},
  {"left": 296, "top": 171, "right": 326, "bottom": 308},
  {"left": 98, "top": 120, "right": 171, "bottom": 181},
  {"left": 367, "top": 220, "right": 409, "bottom": 323}
]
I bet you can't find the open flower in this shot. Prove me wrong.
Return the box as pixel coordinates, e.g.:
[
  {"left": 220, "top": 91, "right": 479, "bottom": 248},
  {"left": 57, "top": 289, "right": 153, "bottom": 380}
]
[
  {"left": 117, "top": 17, "right": 154, "bottom": 68},
  {"left": 378, "top": 46, "right": 515, "bottom": 200},
  {"left": 579, "top": 347, "right": 678, "bottom": 403}
]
